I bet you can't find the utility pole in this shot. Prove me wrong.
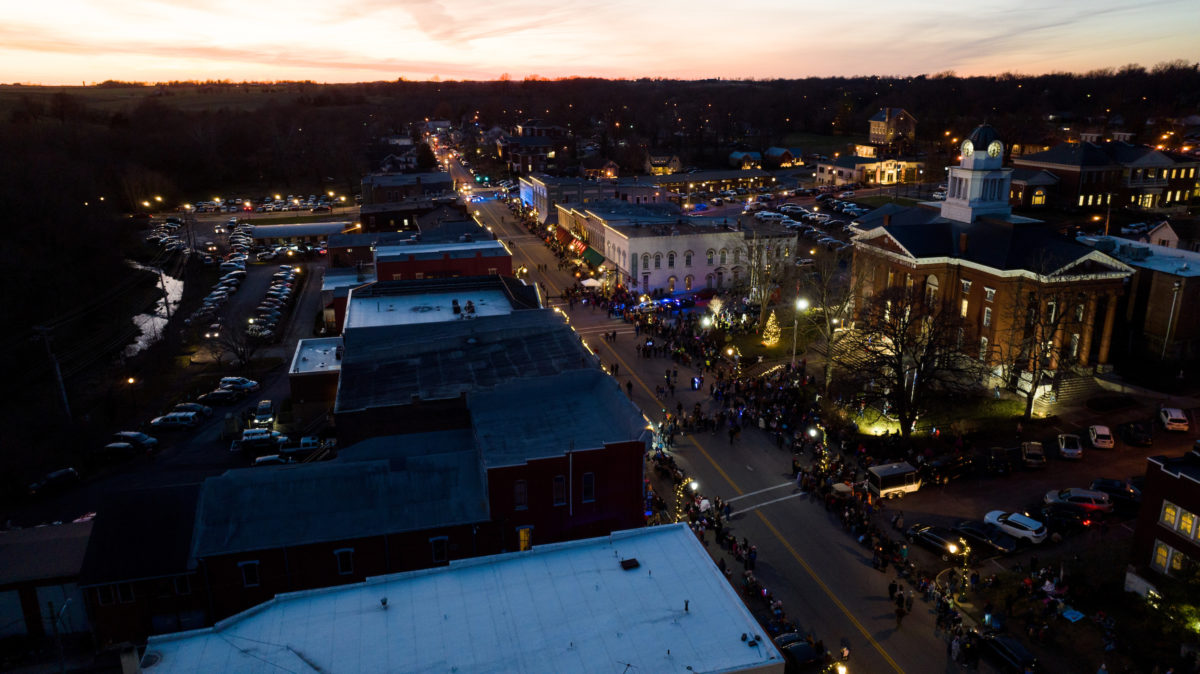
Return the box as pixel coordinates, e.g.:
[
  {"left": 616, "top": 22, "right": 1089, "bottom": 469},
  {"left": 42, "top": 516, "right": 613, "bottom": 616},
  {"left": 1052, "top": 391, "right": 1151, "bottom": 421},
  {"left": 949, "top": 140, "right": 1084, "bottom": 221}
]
[
  {"left": 34, "top": 326, "right": 71, "bottom": 421},
  {"left": 157, "top": 268, "right": 173, "bottom": 320}
]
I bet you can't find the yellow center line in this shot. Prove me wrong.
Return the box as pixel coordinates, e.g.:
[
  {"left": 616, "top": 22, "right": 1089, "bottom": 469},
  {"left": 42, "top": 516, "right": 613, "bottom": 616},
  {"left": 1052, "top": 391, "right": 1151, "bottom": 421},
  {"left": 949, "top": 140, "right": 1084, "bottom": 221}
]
[{"left": 598, "top": 340, "right": 905, "bottom": 674}]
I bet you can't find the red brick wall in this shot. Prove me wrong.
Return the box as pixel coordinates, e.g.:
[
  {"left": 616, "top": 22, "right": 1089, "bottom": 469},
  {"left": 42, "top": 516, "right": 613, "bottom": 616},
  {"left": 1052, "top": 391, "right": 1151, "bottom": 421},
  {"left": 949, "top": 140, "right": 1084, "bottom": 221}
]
[{"left": 377, "top": 253, "right": 512, "bottom": 281}]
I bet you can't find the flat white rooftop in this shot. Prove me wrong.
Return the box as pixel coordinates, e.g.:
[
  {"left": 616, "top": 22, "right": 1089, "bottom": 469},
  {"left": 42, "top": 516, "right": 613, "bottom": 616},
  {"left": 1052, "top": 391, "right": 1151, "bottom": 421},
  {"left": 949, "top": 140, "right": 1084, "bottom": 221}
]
[
  {"left": 375, "top": 240, "right": 506, "bottom": 259},
  {"left": 344, "top": 288, "right": 514, "bottom": 329},
  {"left": 143, "top": 524, "right": 782, "bottom": 674},
  {"left": 289, "top": 337, "right": 343, "bottom": 375}
]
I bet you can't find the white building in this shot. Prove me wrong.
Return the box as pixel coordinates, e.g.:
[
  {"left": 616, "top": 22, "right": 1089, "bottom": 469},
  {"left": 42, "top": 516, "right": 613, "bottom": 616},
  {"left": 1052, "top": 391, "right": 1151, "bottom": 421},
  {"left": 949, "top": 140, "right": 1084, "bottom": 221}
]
[{"left": 140, "top": 524, "right": 784, "bottom": 674}]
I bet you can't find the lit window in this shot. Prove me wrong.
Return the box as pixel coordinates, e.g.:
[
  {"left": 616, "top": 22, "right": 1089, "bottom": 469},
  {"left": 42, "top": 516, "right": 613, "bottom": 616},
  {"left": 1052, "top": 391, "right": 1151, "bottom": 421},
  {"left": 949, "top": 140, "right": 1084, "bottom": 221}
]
[
  {"left": 517, "top": 526, "right": 533, "bottom": 551},
  {"left": 961, "top": 299, "right": 969, "bottom": 318},
  {"left": 1162, "top": 502, "right": 1179, "bottom": 528},
  {"left": 553, "top": 475, "right": 567, "bottom": 506},
  {"left": 1153, "top": 541, "right": 1171, "bottom": 572},
  {"left": 706, "top": 250, "right": 714, "bottom": 265},
  {"left": 1179, "top": 511, "right": 1196, "bottom": 538},
  {"left": 979, "top": 336, "right": 989, "bottom": 361},
  {"left": 335, "top": 548, "right": 354, "bottom": 576}
]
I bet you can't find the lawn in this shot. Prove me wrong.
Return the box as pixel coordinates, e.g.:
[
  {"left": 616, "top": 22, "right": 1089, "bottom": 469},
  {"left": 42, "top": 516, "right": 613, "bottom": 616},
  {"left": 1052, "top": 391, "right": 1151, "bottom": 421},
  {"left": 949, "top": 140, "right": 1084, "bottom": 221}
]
[{"left": 781, "top": 131, "right": 866, "bottom": 158}]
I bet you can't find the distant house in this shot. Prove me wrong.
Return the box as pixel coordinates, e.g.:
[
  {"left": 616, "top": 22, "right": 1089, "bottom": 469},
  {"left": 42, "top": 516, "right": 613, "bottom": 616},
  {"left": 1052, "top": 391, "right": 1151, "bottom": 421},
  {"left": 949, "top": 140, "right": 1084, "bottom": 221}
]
[
  {"left": 1008, "top": 168, "right": 1059, "bottom": 208},
  {"left": 869, "top": 108, "right": 917, "bottom": 146},
  {"left": 814, "top": 155, "right": 924, "bottom": 186},
  {"left": 379, "top": 149, "right": 417, "bottom": 172},
  {"left": 764, "top": 147, "right": 796, "bottom": 168},
  {"left": 728, "top": 151, "right": 762, "bottom": 169},
  {"left": 496, "top": 120, "right": 573, "bottom": 175},
  {"left": 644, "top": 152, "right": 681, "bottom": 175},
  {"left": 580, "top": 156, "right": 619, "bottom": 180}
]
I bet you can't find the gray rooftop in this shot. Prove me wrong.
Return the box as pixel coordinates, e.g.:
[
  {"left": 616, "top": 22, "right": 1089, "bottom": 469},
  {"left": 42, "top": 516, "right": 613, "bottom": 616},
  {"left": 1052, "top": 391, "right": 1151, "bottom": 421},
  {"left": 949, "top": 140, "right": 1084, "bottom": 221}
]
[
  {"left": 471, "top": 369, "right": 650, "bottom": 468},
  {"left": 191, "top": 454, "right": 488, "bottom": 559},
  {"left": 0, "top": 521, "right": 92, "bottom": 585},
  {"left": 80, "top": 485, "right": 199, "bottom": 586},
  {"left": 336, "top": 309, "right": 595, "bottom": 414},
  {"left": 249, "top": 222, "right": 349, "bottom": 239},
  {"left": 362, "top": 172, "right": 454, "bottom": 188}
]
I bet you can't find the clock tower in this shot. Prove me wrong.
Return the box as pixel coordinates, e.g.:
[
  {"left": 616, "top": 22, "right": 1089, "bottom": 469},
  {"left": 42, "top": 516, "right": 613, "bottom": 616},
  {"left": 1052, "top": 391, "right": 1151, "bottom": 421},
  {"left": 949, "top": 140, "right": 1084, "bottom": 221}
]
[{"left": 940, "top": 124, "right": 1013, "bottom": 223}]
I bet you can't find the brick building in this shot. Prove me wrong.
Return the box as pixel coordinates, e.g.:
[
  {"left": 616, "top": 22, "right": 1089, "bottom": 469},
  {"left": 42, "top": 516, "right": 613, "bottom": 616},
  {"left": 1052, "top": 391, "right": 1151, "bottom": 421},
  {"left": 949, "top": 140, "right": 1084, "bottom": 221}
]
[
  {"left": 869, "top": 107, "right": 917, "bottom": 147},
  {"left": 1131, "top": 451, "right": 1200, "bottom": 584},
  {"left": 1011, "top": 141, "right": 1199, "bottom": 214},
  {"left": 360, "top": 172, "right": 455, "bottom": 205},
  {"left": 852, "top": 125, "right": 1133, "bottom": 383}
]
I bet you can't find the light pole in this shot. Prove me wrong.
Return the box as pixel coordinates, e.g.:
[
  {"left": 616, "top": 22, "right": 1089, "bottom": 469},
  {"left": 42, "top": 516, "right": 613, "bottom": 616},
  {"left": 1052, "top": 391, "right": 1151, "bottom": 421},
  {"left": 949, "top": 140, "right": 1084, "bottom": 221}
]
[{"left": 792, "top": 297, "right": 809, "bottom": 366}]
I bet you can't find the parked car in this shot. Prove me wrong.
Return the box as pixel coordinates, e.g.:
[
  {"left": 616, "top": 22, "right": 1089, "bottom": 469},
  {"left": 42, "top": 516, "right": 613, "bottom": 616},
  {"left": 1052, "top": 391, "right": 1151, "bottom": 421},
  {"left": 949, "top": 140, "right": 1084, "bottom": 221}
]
[
  {"left": 1089, "top": 478, "right": 1143, "bottom": 512},
  {"left": 907, "top": 523, "right": 971, "bottom": 562},
  {"left": 252, "top": 454, "right": 295, "bottom": 467},
  {"left": 1160, "top": 407, "right": 1190, "bottom": 432},
  {"left": 975, "top": 631, "right": 1039, "bottom": 672},
  {"left": 1056, "top": 433, "right": 1083, "bottom": 460},
  {"left": 172, "top": 402, "right": 213, "bottom": 418},
  {"left": 219, "top": 377, "right": 260, "bottom": 392},
  {"left": 837, "top": 191, "right": 855, "bottom": 198},
  {"left": 149, "top": 411, "right": 199, "bottom": 429},
  {"left": 1020, "top": 441, "right": 1047, "bottom": 469},
  {"left": 953, "top": 520, "right": 1018, "bottom": 556},
  {"left": 920, "top": 453, "right": 974, "bottom": 485},
  {"left": 984, "top": 511, "right": 1047, "bottom": 544},
  {"left": 1037, "top": 504, "right": 1099, "bottom": 536},
  {"left": 28, "top": 468, "right": 80, "bottom": 497},
  {"left": 1118, "top": 421, "right": 1153, "bottom": 447},
  {"left": 1088, "top": 425, "right": 1115, "bottom": 449},
  {"left": 197, "top": 388, "right": 244, "bottom": 405},
  {"left": 1042, "top": 488, "right": 1114, "bottom": 513},
  {"left": 111, "top": 431, "right": 159, "bottom": 451},
  {"left": 772, "top": 633, "right": 826, "bottom": 673}
]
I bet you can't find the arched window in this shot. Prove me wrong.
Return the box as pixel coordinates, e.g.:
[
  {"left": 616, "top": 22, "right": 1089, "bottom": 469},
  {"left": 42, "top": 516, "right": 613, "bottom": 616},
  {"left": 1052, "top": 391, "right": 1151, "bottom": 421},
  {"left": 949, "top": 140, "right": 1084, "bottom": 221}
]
[
  {"left": 733, "top": 249, "right": 742, "bottom": 263},
  {"left": 654, "top": 254, "right": 662, "bottom": 269},
  {"left": 925, "top": 274, "right": 939, "bottom": 305},
  {"left": 685, "top": 251, "right": 693, "bottom": 267},
  {"left": 642, "top": 254, "right": 650, "bottom": 270},
  {"left": 668, "top": 252, "right": 676, "bottom": 268},
  {"left": 719, "top": 249, "right": 727, "bottom": 265},
  {"left": 706, "top": 249, "right": 715, "bottom": 265}
]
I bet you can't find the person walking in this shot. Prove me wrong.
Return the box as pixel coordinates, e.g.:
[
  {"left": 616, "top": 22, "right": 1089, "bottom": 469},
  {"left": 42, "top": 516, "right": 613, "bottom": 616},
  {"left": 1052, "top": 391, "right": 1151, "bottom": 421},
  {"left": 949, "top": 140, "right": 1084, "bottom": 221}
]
[
  {"left": 904, "top": 591, "right": 914, "bottom": 614},
  {"left": 888, "top": 578, "right": 899, "bottom": 601},
  {"left": 894, "top": 606, "right": 905, "bottom": 629}
]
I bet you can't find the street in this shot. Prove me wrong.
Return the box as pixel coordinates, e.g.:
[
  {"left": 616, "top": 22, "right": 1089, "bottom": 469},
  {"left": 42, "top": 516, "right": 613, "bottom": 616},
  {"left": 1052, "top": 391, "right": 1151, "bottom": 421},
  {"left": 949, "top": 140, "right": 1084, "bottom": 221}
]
[{"left": 470, "top": 178, "right": 1197, "bottom": 673}]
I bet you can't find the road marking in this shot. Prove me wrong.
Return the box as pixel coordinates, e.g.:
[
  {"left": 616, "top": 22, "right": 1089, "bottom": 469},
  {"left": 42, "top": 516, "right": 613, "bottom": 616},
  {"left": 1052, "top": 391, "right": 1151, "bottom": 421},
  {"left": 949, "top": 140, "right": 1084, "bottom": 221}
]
[
  {"left": 726, "top": 481, "right": 794, "bottom": 503},
  {"left": 1121, "top": 523, "right": 1135, "bottom": 532},
  {"left": 505, "top": 215, "right": 904, "bottom": 673},
  {"left": 734, "top": 491, "right": 806, "bottom": 514}
]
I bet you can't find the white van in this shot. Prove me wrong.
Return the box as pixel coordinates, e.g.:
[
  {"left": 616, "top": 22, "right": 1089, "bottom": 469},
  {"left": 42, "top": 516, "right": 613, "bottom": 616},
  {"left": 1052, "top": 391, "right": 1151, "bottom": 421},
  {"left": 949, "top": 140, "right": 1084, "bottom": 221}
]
[
  {"left": 867, "top": 462, "right": 921, "bottom": 499},
  {"left": 755, "top": 211, "right": 785, "bottom": 222}
]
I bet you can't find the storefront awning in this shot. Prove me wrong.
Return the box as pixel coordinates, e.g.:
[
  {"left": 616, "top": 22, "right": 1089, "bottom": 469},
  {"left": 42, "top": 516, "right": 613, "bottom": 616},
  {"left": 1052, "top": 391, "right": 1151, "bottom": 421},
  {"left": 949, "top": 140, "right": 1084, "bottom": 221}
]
[{"left": 581, "top": 247, "right": 604, "bottom": 267}]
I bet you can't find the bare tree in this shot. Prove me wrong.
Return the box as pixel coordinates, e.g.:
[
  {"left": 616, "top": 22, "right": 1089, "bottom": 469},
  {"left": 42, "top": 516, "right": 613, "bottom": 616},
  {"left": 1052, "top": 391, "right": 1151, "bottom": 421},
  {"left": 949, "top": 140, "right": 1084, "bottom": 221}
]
[
  {"left": 991, "top": 271, "right": 1084, "bottom": 421},
  {"left": 799, "top": 250, "right": 862, "bottom": 393},
  {"left": 732, "top": 231, "right": 793, "bottom": 330},
  {"left": 837, "top": 285, "right": 984, "bottom": 438},
  {"left": 217, "top": 321, "right": 261, "bottom": 370}
]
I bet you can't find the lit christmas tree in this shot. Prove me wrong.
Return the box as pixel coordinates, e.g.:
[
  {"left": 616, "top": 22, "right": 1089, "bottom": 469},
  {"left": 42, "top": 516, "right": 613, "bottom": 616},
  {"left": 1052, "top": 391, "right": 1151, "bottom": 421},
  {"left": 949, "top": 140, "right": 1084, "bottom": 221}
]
[{"left": 762, "top": 310, "right": 781, "bottom": 346}]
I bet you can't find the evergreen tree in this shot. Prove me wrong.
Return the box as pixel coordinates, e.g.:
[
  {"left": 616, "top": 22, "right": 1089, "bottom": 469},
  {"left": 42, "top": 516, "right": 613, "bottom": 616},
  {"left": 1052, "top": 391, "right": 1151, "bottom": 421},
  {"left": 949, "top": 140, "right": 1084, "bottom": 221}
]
[{"left": 762, "top": 310, "right": 781, "bottom": 346}]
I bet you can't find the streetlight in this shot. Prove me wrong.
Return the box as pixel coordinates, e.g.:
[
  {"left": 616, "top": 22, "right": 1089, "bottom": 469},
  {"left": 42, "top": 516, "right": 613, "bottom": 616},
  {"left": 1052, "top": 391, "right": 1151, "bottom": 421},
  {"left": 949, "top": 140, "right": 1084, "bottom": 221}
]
[{"left": 792, "top": 297, "right": 809, "bottom": 366}]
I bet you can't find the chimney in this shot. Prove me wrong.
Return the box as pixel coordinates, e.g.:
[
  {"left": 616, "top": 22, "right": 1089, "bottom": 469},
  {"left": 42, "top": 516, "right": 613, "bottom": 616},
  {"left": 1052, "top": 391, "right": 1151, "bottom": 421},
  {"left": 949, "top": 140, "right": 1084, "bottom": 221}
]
[
  {"left": 959, "top": 233, "right": 968, "bottom": 254},
  {"left": 883, "top": 214, "right": 892, "bottom": 227}
]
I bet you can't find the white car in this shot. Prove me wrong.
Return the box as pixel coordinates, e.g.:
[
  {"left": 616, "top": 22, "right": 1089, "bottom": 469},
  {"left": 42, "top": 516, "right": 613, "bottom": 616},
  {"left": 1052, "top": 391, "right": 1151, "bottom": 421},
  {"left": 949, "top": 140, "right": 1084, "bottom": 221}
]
[
  {"left": 1088, "top": 425, "right": 1115, "bottom": 449},
  {"left": 1160, "top": 407, "right": 1189, "bottom": 432},
  {"left": 1057, "top": 433, "right": 1083, "bottom": 460},
  {"left": 219, "top": 377, "right": 260, "bottom": 392},
  {"left": 984, "top": 511, "right": 1047, "bottom": 544}
]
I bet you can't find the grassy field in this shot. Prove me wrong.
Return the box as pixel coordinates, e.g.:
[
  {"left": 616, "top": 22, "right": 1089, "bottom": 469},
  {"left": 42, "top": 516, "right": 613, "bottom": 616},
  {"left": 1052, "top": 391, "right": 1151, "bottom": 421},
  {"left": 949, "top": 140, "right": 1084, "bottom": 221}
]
[{"left": 781, "top": 131, "right": 867, "bottom": 157}]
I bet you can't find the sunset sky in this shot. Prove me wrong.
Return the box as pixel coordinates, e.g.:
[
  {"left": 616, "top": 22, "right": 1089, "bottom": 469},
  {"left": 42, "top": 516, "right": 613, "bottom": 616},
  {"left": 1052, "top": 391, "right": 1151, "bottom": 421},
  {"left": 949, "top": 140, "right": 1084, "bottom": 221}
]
[{"left": 3, "top": 0, "right": 1198, "bottom": 84}]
